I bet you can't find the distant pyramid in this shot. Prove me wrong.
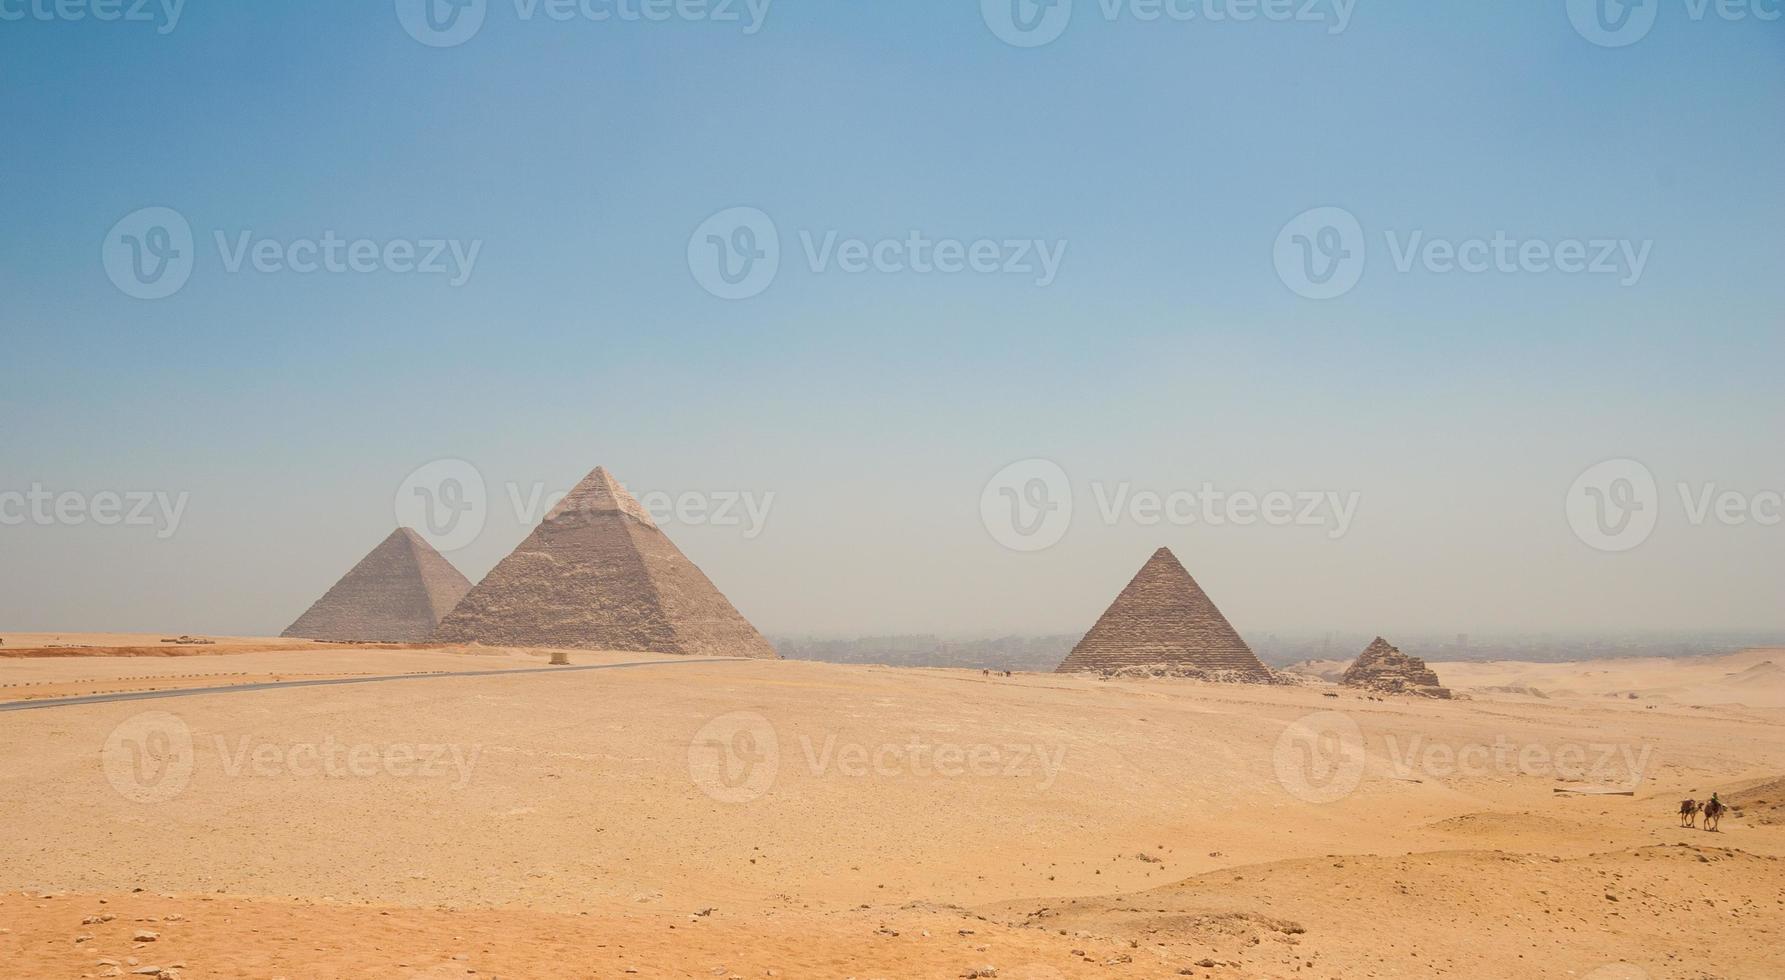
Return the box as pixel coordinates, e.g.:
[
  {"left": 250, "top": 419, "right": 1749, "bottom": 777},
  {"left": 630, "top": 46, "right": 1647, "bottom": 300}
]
[
  {"left": 282, "top": 528, "right": 473, "bottom": 642},
  {"left": 431, "top": 467, "right": 778, "bottom": 659},
  {"left": 1341, "top": 637, "right": 1451, "bottom": 698},
  {"left": 1055, "top": 547, "right": 1272, "bottom": 680}
]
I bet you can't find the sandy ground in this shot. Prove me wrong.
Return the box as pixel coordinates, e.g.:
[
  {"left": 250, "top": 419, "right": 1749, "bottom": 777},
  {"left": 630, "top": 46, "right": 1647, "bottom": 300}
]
[
  {"left": 2, "top": 639, "right": 1782, "bottom": 978},
  {"left": 1436, "top": 648, "right": 1785, "bottom": 708},
  {"left": 0, "top": 634, "right": 329, "bottom": 658},
  {"left": 1291, "top": 647, "right": 1785, "bottom": 708},
  {"left": 0, "top": 643, "right": 681, "bottom": 703}
]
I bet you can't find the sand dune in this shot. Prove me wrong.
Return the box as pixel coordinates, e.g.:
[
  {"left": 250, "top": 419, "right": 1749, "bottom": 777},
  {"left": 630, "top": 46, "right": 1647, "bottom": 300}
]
[
  {"left": 984, "top": 843, "right": 1781, "bottom": 978},
  {"left": 1438, "top": 647, "right": 1785, "bottom": 708},
  {"left": 3, "top": 640, "right": 1782, "bottom": 977},
  {"left": 1728, "top": 774, "right": 1785, "bottom": 826}
]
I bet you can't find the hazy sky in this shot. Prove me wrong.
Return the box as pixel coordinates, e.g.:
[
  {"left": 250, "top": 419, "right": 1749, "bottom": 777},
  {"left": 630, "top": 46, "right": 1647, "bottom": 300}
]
[{"left": 2, "top": 2, "right": 1782, "bottom": 639}]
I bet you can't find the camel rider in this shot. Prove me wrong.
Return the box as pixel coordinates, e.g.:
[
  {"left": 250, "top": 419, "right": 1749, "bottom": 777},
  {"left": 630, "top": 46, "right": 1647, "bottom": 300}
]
[{"left": 1711, "top": 792, "right": 1721, "bottom": 808}]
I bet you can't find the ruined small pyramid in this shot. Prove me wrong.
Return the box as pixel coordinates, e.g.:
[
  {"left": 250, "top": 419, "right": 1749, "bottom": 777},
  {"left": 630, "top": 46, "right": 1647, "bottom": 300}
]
[
  {"left": 1341, "top": 637, "right": 1452, "bottom": 698},
  {"left": 1055, "top": 547, "right": 1273, "bottom": 681},
  {"left": 282, "top": 528, "right": 473, "bottom": 642},
  {"left": 431, "top": 467, "right": 778, "bottom": 659}
]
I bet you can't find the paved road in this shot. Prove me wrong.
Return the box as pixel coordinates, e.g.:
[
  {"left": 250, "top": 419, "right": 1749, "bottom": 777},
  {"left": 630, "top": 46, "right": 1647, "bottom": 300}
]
[{"left": 0, "top": 658, "right": 741, "bottom": 713}]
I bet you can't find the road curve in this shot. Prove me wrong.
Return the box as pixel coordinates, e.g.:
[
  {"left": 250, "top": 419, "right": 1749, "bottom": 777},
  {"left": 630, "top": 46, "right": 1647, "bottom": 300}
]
[{"left": 0, "top": 658, "right": 745, "bottom": 713}]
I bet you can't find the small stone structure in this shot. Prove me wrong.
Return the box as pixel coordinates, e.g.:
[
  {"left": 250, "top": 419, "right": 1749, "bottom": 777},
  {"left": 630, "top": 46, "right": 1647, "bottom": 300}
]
[
  {"left": 432, "top": 467, "right": 778, "bottom": 659},
  {"left": 1341, "top": 637, "right": 1452, "bottom": 698},
  {"left": 283, "top": 528, "right": 472, "bottom": 642},
  {"left": 1055, "top": 547, "right": 1273, "bottom": 682}
]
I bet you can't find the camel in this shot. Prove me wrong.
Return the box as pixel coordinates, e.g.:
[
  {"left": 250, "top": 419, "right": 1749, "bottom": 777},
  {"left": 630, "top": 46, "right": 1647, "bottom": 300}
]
[
  {"left": 1703, "top": 798, "right": 1724, "bottom": 832},
  {"left": 1679, "top": 798, "right": 1700, "bottom": 827}
]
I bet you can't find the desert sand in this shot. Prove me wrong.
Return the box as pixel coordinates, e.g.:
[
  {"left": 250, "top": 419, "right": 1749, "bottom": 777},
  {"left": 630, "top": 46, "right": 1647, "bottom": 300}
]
[
  {"left": 1290, "top": 647, "right": 1785, "bottom": 709},
  {"left": 3, "top": 640, "right": 1783, "bottom": 978}
]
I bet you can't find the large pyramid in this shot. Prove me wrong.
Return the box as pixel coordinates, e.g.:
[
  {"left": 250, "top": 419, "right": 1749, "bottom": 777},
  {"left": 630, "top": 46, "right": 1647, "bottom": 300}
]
[
  {"left": 431, "top": 467, "right": 779, "bottom": 659},
  {"left": 282, "top": 528, "right": 473, "bottom": 642},
  {"left": 1055, "top": 547, "right": 1272, "bottom": 680},
  {"left": 1341, "top": 637, "right": 1452, "bottom": 698}
]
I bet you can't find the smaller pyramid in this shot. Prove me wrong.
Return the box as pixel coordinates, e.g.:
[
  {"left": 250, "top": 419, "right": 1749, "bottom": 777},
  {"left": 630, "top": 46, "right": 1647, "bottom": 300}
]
[
  {"left": 282, "top": 528, "right": 473, "bottom": 642},
  {"left": 1055, "top": 547, "right": 1273, "bottom": 681},
  {"left": 1341, "top": 637, "right": 1452, "bottom": 698}
]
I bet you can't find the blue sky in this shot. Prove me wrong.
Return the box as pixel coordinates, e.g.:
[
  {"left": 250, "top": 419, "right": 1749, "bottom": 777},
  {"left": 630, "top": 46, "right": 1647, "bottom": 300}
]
[{"left": 2, "top": 1, "right": 1782, "bottom": 638}]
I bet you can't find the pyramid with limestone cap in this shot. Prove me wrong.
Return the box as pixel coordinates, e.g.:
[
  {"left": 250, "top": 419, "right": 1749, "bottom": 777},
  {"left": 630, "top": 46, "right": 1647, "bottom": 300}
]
[
  {"left": 1055, "top": 547, "right": 1272, "bottom": 681},
  {"left": 282, "top": 528, "right": 473, "bottom": 642},
  {"left": 545, "top": 465, "right": 659, "bottom": 526},
  {"left": 431, "top": 467, "right": 778, "bottom": 659}
]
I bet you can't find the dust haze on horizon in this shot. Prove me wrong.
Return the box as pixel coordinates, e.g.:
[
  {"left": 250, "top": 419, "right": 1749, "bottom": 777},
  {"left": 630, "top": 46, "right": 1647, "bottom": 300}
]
[{"left": 2, "top": 448, "right": 1782, "bottom": 641}]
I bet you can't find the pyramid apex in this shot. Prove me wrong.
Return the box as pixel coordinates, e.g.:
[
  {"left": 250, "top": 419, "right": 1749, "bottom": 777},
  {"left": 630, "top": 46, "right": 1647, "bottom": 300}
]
[
  {"left": 394, "top": 526, "right": 456, "bottom": 559},
  {"left": 546, "top": 466, "right": 657, "bottom": 528},
  {"left": 1352, "top": 637, "right": 1405, "bottom": 670}
]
